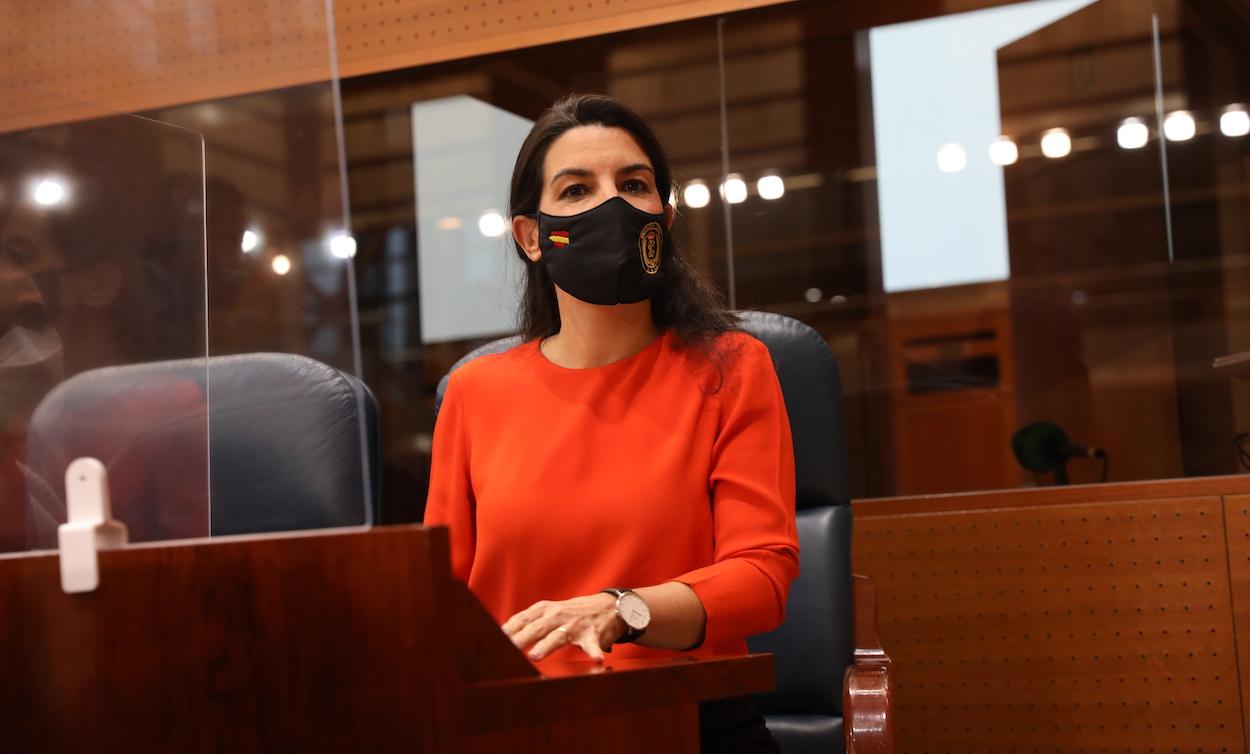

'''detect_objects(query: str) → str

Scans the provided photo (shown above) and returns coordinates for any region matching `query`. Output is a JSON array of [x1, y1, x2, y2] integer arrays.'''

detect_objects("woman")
[[425, 94, 798, 753]]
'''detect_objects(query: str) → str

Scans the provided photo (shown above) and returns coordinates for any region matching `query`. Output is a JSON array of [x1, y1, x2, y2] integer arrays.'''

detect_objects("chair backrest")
[[431, 313, 854, 718], [738, 312, 853, 720], [26, 353, 380, 540]]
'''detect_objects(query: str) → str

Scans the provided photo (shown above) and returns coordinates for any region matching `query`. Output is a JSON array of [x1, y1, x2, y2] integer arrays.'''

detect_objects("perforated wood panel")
[[0, 0, 793, 133], [0, 0, 336, 132], [855, 496, 1244, 753], [1221, 493, 1250, 752]]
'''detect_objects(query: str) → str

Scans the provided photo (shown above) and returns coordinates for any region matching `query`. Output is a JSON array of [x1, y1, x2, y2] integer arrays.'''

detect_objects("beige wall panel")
[[0, 0, 794, 133]]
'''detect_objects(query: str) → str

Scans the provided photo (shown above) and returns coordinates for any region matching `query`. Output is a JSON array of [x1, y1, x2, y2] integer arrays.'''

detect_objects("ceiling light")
[[988, 137, 1018, 166], [936, 143, 968, 173], [1040, 128, 1072, 159], [1163, 111, 1196, 142], [271, 254, 292, 276], [30, 177, 69, 207], [682, 182, 711, 209], [241, 229, 261, 253], [1116, 117, 1150, 149], [1220, 106, 1250, 138], [329, 232, 357, 259], [756, 175, 786, 200], [478, 211, 507, 238], [721, 176, 747, 204]]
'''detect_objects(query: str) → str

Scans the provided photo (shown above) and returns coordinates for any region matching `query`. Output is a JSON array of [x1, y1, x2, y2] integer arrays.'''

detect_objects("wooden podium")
[[0, 525, 773, 753]]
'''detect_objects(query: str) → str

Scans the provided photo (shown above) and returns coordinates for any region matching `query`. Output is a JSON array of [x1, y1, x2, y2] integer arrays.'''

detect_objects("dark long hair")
[[507, 94, 737, 350]]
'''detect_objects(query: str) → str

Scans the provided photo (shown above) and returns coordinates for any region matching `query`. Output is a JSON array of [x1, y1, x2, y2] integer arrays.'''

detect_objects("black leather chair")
[[26, 353, 380, 540], [433, 311, 893, 754], [740, 312, 854, 754]]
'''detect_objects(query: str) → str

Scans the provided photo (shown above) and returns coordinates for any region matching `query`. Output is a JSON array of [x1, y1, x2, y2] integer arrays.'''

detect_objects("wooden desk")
[[852, 476, 1250, 754], [0, 526, 772, 753]]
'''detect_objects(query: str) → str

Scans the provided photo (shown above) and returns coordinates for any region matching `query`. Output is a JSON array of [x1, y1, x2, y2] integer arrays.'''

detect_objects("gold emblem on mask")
[[638, 222, 663, 275]]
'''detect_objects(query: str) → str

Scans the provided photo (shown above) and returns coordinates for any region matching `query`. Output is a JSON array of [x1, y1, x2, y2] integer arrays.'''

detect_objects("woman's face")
[[539, 125, 664, 217], [513, 125, 670, 264]]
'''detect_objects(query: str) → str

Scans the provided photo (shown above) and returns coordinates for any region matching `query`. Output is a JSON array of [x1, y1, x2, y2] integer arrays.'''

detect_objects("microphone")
[[1011, 421, 1107, 485]]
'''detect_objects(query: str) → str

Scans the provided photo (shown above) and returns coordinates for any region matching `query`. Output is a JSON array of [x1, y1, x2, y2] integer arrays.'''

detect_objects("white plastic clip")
[[57, 458, 128, 594]]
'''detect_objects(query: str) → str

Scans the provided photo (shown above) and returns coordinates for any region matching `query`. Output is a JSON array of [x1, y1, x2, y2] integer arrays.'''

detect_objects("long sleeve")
[[424, 374, 477, 582], [674, 338, 800, 646]]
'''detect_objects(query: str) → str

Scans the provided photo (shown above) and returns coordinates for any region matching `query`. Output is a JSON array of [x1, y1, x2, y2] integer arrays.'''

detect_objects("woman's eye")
[[559, 184, 588, 200], [623, 179, 650, 194]]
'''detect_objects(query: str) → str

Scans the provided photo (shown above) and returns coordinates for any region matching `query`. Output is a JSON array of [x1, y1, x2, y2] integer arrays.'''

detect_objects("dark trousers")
[[698, 696, 780, 754]]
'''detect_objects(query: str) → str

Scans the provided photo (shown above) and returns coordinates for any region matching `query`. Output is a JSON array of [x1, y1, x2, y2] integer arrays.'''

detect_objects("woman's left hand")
[[502, 592, 623, 663]]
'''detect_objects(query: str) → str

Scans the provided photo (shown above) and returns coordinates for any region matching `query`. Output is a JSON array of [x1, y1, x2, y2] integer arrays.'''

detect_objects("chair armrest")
[[843, 574, 895, 754]]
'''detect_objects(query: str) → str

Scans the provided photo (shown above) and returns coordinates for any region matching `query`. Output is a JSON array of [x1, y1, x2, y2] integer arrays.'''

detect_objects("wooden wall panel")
[[855, 492, 1245, 754], [0, 0, 794, 134], [1223, 493, 1250, 753]]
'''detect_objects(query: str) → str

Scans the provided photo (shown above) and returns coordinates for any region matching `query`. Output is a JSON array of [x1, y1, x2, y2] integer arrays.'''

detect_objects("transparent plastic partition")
[[1, 0, 370, 547], [0, 80, 209, 553], [715, 0, 1178, 497]]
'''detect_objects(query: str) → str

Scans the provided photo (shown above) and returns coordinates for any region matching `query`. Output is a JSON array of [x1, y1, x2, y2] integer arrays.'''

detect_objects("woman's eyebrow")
[[549, 167, 592, 186], [617, 163, 654, 177]]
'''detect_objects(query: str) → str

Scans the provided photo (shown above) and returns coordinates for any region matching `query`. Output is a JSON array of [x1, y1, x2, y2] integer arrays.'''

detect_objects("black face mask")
[[537, 196, 668, 306]]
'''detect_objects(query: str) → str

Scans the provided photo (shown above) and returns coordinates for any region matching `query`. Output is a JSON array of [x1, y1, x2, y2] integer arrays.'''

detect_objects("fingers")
[[576, 633, 606, 664], [501, 595, 619, 663], [502, 601, 549, 638], [527, 625, 572, 662], [510, 616, 554, 652]]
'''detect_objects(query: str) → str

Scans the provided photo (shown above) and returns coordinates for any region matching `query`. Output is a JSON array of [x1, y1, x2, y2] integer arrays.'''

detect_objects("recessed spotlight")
[[30, 177, 69, 207], [936, 143, 967, 173], [1117, 117, 1150, 149], [1163, 111, 1196, 142], [1040, 128, 1072, 159], [478, 211, 507, 238], [271, 254, 292, 276], [988, 137, 1018, 166], [329, 232, 357, 259], [721, 175, 747, 204], [682, 182, 711, 209], [241, 229, 261, 253], [1220, 106, 1249, 138], [756, 175, 785, 200]]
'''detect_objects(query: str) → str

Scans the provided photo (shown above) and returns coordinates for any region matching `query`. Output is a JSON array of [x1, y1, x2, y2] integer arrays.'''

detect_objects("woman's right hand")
[[502, 592, 624, 662]]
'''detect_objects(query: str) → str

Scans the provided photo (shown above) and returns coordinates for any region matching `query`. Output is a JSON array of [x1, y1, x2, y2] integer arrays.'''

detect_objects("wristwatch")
[[601, 588, 651, 644]]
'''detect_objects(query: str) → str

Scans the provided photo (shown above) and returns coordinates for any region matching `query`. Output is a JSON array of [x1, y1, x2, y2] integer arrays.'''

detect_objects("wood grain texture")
[[0, 525, 776, 753], [845, 575, 896, 754], [853, 485, 1246, 754], [468, 704, 699, 754], [0, 525, 456, 753], [0, 0, 796, 133], [466, 655, 774, 733], [854, 473, 1250, 516], [1221, 493, 1250, 754]]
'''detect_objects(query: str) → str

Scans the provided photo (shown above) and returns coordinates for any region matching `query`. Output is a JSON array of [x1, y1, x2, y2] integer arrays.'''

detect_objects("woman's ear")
[[512, 215, 541, 263], [665, 203, 675, 230]]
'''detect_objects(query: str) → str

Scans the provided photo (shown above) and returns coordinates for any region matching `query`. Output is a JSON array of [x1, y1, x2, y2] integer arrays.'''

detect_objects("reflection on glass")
[[868, 0, 1096, 294], [1, 0, 371, 539], [412, 96, 532, 345], [0, 98, 210, 552]]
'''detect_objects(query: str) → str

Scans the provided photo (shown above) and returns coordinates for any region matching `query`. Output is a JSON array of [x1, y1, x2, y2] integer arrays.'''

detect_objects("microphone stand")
[[1052, 461, 1070, 486]]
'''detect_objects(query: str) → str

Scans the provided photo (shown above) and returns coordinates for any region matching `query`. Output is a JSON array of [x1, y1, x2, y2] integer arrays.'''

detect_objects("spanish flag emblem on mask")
[[549, 231, 570, 246]]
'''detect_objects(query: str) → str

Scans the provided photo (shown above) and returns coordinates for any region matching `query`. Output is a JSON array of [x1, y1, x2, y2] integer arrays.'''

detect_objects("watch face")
[[618, 592, 651, 631]]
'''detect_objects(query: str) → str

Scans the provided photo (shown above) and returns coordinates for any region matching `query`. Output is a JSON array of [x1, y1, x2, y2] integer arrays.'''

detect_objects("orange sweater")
[[424, 329, 799, 662]]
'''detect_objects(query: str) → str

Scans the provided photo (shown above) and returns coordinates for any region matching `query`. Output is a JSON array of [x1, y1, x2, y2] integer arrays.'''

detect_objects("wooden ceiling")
[[0, 0, 794, 133]]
